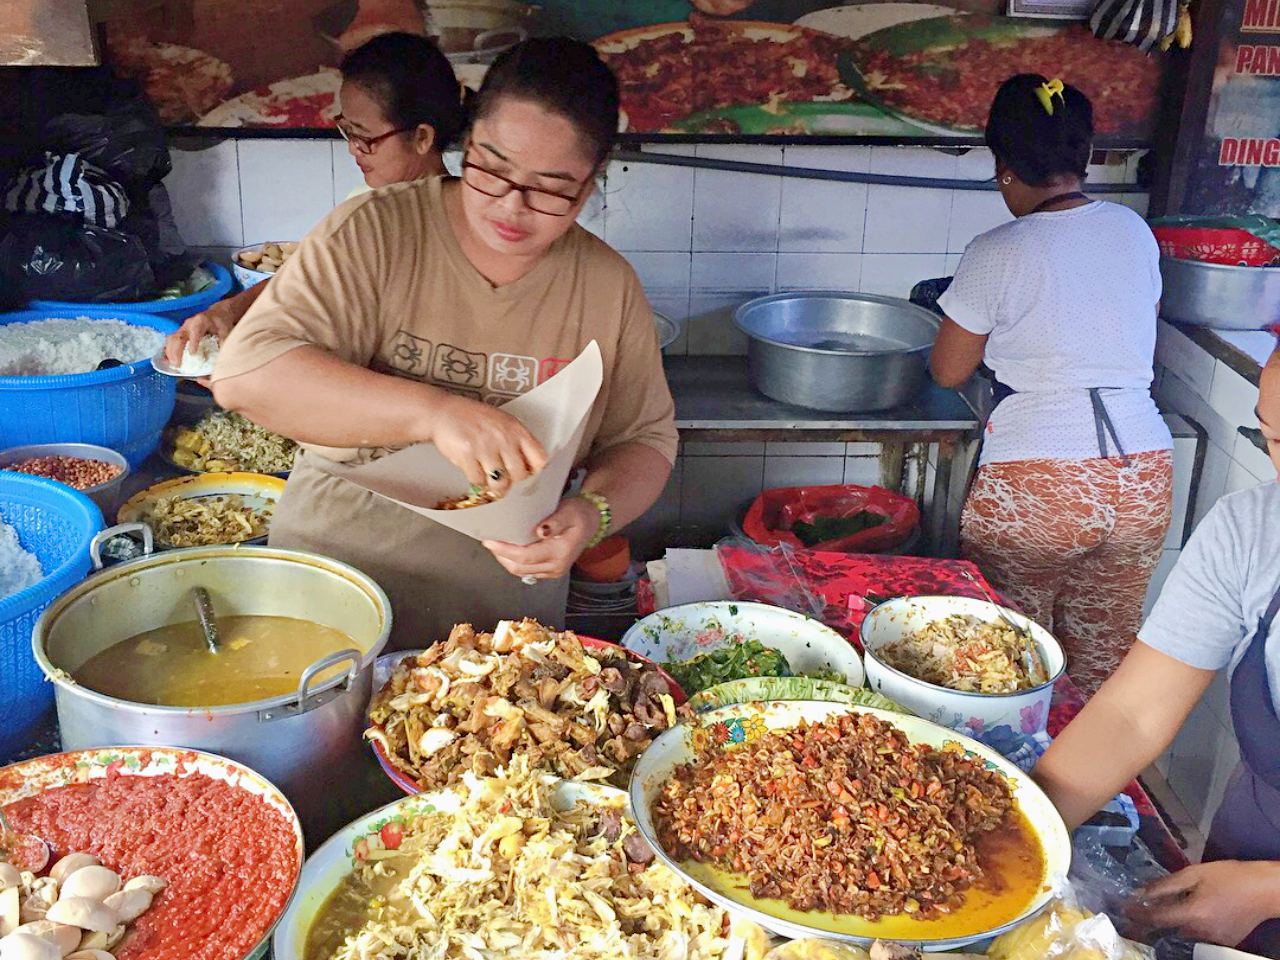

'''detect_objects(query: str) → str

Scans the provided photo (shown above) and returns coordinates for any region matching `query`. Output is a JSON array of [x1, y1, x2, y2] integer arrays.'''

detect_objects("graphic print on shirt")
[[488, 353, 538, 396], [388, 330, 433, 378], [432, 343, 486, 389], [539, 357, 573, 383]]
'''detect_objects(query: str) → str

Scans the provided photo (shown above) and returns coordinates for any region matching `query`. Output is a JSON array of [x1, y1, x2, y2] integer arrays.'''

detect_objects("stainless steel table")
[[665, 356, 981, 556]]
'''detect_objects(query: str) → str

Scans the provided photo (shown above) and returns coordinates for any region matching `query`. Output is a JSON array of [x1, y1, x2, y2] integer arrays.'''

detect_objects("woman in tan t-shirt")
[[210, 38, 678, 649], [165, 32, 464, 363]]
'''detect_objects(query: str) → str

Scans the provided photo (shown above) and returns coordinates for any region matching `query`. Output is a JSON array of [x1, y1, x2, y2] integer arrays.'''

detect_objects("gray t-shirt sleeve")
[[1138, 497, 1249, 671]]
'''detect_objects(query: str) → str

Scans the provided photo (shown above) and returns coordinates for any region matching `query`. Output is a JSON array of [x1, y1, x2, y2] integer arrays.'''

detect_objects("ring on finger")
[[488, 467, 505, 482], [520, 574, 538, 585]]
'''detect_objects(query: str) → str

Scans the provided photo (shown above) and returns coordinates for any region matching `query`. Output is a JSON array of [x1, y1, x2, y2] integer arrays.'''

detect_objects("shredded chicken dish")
[[304, 758, 731, 960], [367, 620, 690, 791], [434, 488, 502, 510], [878, 615, 1036, 694], [653, 712, 1015, 921], [141, 493, 271, 547]]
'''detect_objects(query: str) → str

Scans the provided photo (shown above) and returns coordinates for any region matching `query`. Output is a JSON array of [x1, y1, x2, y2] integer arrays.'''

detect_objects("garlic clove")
[[12, 922, 78, 958], [46, 858, 98, 888], [0, 932, 61, 960], [66, 952, 113, 960], [101, 890, 150, 924], [121, 876, 165, 896], [0, 867, 20, 893], [55, 869, 118, 903], [43, 901, 118, 935], [0, 888, 18, 938]]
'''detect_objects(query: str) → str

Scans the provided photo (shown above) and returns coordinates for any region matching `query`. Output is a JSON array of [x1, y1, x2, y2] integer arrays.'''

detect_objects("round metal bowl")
[[733, 292, 940, 412], [1159, 255, 1280, 330], [0, 442, 130, 517]]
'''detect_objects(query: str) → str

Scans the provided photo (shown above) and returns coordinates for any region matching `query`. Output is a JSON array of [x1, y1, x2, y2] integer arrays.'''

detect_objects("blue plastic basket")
[[28, 260, 234, 323], [0, 473, 103, 760], [0, 307, 179, 468]]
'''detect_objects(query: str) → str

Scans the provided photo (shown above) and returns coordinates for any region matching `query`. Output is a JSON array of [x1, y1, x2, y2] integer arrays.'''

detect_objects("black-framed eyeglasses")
[[461, 155, 588, 217], [335, 115, 411, 155]]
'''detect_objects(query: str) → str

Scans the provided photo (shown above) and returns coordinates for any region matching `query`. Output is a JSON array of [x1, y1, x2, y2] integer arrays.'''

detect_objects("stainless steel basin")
[[733, 292, 940, 412], [1160, 256, 1280, 330]]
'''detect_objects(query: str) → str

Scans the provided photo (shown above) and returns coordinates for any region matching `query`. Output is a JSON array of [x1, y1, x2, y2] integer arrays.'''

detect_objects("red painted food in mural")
[[852, 17, 1162, 136], [596, 18, 856, 132], [4, 771, 299, 960]]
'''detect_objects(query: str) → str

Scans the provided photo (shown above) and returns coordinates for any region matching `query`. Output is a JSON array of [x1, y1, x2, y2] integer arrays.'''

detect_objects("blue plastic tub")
[[0, 307, 179, 467], [28, 260, 233, 323], [0, 473, 103, 760]]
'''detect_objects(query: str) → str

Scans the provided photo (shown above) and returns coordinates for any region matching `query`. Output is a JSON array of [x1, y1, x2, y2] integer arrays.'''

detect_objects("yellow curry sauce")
[[682, 807, 1046, 942], [74, 616, 356, 706]]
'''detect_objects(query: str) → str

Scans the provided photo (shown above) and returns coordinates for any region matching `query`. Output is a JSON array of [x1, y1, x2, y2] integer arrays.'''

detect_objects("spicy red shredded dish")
[[5, 771, 298, 960]]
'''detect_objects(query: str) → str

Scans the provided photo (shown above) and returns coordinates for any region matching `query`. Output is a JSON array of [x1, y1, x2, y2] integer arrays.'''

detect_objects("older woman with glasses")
[[208, 38, 677, 649], [165, 32, 464, 364]]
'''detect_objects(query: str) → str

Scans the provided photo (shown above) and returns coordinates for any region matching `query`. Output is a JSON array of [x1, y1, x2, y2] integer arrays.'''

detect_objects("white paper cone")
[[325, 341, 603, 544]]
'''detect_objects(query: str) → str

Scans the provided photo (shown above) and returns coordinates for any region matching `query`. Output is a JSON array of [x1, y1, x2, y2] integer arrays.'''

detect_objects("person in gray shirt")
[[1034, 345, 1280, 955]]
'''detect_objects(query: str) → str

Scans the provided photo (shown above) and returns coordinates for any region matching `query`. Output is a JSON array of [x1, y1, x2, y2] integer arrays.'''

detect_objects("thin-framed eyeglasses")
[[335, 115, 411, 155], [461, 155, 590, 217]]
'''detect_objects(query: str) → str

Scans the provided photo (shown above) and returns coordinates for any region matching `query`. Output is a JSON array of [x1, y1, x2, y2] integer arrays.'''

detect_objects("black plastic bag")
[[42, 92, 171, 188], [0, 213, 156, 304]]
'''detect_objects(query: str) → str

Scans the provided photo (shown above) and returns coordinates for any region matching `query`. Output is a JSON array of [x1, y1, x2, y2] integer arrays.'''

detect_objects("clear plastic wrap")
[[713, 537, 829, 622], [989, 888, 1157, 960]]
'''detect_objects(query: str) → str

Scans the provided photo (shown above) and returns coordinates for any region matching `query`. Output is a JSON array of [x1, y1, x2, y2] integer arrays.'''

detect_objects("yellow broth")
[[680, 807, 1047, 941], [73, 615, 357, 706], [305, 857, 405, 960]]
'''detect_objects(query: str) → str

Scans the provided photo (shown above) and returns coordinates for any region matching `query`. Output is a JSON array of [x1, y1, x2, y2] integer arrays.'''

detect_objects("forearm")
[[211, 345, 444, 448], [1033, 693, 1164, 829], [225, 281, 267, 323], [581, 443, 672, 531], [1034, 644, 1213, 829]]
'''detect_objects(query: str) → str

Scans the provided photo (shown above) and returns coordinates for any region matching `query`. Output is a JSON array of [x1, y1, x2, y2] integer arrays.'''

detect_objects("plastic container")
[[0, 473, 103, 759], [232, 242, 294, 289], [27, 260, 233, 323], [0, 443, 130, 519], [0, 307, 179, 467]]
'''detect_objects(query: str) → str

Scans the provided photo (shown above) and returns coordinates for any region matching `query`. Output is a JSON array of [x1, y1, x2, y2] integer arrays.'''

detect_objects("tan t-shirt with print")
[[213, 175, 677, 648]]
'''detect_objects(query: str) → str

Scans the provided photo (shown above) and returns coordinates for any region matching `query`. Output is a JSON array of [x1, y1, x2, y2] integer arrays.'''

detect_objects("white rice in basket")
[[0, 519, 43, 600], [0, 317, 166, 376]]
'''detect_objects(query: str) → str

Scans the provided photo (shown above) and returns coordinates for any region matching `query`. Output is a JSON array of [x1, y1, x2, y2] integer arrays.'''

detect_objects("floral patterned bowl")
[[859, 596, 1066, 744], [628, 699, 1071, 951], [0, 746, 304, 960]]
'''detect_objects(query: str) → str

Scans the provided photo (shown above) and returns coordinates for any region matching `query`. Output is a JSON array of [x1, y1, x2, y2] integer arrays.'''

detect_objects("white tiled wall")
[[166, 138, 1147, 360], [1152, 320, 1277, 833]]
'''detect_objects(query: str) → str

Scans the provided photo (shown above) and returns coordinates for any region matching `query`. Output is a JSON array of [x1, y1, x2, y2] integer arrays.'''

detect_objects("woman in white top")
[[165, 32, 461, 363], [931, 74, 1173, 696]]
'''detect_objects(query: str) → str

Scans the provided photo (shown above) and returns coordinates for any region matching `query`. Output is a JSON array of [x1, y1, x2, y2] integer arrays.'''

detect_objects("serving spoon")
[[191, 587, 220, 655], [0, 808, 49, 872], [959, 570, 1048, 686]]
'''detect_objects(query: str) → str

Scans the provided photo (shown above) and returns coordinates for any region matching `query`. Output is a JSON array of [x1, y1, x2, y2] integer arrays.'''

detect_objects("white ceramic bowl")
[[272, 777, 751, 959], [232, 241, 294, 288], [859, 596, 1065, 740], [628, 699, 1071, 951], [620, 600, 864, 693]]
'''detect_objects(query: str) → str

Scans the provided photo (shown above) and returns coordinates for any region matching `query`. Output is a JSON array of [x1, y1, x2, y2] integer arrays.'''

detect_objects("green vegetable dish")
[[663, 638, 841, 695]]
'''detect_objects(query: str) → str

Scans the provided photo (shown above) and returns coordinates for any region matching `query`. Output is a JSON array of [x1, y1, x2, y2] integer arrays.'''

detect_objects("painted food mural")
[[96, 0, 1167, 140]]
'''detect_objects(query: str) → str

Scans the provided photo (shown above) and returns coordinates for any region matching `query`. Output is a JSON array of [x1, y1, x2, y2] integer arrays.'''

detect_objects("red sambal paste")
[[4, 771, 298, 960]]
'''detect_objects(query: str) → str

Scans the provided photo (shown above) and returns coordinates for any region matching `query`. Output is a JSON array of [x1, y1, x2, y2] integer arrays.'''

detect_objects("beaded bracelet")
[[578, 491, 612, 548]]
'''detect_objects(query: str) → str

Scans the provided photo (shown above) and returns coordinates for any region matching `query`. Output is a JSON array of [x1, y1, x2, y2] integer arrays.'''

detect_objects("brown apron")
[[268, 456, 568, 651]]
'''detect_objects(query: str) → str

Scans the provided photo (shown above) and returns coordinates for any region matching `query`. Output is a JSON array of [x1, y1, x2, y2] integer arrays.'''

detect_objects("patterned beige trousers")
[[961, 450, 1174, 697]]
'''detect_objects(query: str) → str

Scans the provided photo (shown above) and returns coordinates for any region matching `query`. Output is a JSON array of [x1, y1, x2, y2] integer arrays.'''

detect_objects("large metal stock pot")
[[33, 537, 391, 834]]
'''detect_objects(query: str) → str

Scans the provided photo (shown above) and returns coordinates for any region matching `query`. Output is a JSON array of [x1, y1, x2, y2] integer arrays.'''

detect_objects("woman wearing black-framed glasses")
[[209, 39, 678, 650], [166, 32, 464, 366]]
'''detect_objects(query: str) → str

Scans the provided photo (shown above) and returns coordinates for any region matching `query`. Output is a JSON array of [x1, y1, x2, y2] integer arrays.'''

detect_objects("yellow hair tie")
[[1035, 78, 1066, 115]]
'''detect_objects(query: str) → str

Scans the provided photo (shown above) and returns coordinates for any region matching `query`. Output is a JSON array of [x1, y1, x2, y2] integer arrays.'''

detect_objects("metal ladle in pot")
[[191, 587, 219, 654]]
